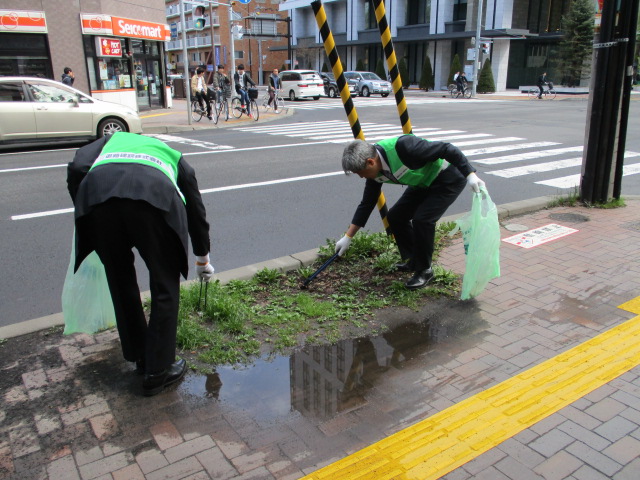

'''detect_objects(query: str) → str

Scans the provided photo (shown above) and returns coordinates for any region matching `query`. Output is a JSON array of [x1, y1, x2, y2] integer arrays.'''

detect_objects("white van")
[[279, 70, 324, 101]]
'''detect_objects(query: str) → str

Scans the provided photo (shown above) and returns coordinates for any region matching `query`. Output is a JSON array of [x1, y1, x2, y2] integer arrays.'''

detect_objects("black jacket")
[[233, 71, 256, 93], [67, 135, 210, 277], [350, 135, 476, 227]]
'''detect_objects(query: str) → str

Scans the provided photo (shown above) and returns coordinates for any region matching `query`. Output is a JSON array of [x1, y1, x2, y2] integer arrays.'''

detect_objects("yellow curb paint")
[[302, 296, 640, 480], [139, 112, 181, 119]]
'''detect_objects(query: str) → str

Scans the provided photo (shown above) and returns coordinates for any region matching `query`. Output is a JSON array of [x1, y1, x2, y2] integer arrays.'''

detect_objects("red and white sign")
[[502, 223, 579, 249], [96, 37, 122, 57], [0, 10, 47, 33], [81, 13, 170, 41]]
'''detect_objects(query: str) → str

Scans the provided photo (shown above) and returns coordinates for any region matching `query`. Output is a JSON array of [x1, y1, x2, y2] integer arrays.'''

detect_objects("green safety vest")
[[90, 132, 185, 204], [375, 137, 446, 188]]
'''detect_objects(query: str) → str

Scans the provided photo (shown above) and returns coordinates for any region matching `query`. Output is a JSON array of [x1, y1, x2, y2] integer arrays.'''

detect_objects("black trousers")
[[84, 199, 183, 374], [387, 165, 466, 272]]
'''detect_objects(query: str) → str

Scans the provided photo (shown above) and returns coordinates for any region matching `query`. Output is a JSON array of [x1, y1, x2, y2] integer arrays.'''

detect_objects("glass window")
[[26, 82, 80, 103], [453, 0, 467, 21], [364, 0, 377, 29], [0, 82, 26, 102], [83, 37, 132, 90], [406, 0, 430, 26]]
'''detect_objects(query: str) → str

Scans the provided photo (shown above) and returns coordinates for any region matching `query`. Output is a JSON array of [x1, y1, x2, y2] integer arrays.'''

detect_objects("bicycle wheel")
[[528, 88, 539, 99], [448, 84, 457, 98], [250, 100, 259, 121], [463, 87, 472, 99], [272, 95, 282, 114], [210, 101, 219, 125], [191, 100, 204, 122], [231, 97, 242, 118], [546, 89, 557, 100]]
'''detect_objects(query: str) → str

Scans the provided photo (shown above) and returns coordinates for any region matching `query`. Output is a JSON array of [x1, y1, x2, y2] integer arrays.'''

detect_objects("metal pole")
[[472, 0, 482, 97], [229, 5, 236, 78], [258, 39, 263, 85], [180, 0, 192, 125]]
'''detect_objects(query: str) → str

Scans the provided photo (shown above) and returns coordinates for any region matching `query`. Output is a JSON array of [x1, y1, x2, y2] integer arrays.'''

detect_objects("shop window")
[[83, 37, 133, 91]]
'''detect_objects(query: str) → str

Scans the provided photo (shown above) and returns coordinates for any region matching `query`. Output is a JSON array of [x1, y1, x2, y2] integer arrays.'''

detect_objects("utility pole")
[[179, 0, 192, 125], [472, 0, 483, 97]]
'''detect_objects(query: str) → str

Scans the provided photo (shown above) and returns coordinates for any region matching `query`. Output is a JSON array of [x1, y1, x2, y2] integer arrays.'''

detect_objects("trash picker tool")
[[300, 252, 340, 289]]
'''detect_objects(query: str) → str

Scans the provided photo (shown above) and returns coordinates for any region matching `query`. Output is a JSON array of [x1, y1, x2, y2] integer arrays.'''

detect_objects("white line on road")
[[0, 164, 66, 174], [475, 146, 584, 165], [463, 141, 560, 157], [535, 162, 640, 188]]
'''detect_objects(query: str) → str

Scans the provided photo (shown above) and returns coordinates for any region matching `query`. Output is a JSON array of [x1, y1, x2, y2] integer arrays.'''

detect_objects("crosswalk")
[[233, 120, 640, 190], [283, 96, 488, 110]]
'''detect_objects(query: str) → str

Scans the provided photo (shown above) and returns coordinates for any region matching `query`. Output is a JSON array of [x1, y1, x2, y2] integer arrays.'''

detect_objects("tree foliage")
[[356, 59, 366, 71], [448, 54, 462, 85], [419, 55, 434, 91], [398, 57, 409, 87], [557, 0, 595, 86], [477, 59, 496, 93]]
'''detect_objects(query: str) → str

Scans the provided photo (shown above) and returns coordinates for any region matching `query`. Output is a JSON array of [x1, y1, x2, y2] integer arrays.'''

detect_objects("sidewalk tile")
[[195, 447, 238, 479], [163, 435, 215, 464], [145, 456, 202, 480], [78, 451, 131, 480], [149, 420, 183, 451], [47, 454, 80, 480], [594, 416, 637, 442], [602, 436, 640, 465], [534, 451, 582, 479], [89, 413, 118, 441], [112, 463, 145, 480], [135, 448, 168, 474], [566, 441, 622, 477]]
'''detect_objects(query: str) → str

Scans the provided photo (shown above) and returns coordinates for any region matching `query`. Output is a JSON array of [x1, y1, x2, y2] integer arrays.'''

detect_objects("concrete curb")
[[4, 195, 638, 341]]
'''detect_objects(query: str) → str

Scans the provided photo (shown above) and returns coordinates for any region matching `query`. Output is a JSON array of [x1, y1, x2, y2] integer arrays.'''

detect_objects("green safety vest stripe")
[[376, 136, 446, 188]]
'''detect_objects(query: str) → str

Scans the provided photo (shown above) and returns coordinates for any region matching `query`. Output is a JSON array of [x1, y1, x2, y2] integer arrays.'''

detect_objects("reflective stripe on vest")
[[375, 136, 445, 188], [90, 132, 186, 204]]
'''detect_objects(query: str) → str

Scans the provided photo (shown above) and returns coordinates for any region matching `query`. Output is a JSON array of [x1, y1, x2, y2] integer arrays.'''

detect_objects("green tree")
[[477, 58, 496, 93], [375, 58, 386, 79], [321, 63, 329, 72], [448, 54, 462, 85], [419, 55, 434, 91], [398, 57, 409, 88], [356, 59, 366, 71], [557, 0, 595, 87]]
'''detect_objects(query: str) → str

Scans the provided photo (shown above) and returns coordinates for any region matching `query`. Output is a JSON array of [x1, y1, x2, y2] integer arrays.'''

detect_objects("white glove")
[[195, 254, 215, 282], [467, 172, 486, 193], [335, 235, 352, 256]]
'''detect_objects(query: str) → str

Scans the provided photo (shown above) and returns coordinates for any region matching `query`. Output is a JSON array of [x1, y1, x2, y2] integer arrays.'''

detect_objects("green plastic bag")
[[61, 231, 116, 334], [450, 187, 501, 300]]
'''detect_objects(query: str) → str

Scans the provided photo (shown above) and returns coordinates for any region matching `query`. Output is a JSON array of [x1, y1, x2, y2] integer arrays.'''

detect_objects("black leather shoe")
[[135, 359, 145, 375], [395, 262, 413, 272], [143, 359, 187, 397], [405, 268, 434, 290]]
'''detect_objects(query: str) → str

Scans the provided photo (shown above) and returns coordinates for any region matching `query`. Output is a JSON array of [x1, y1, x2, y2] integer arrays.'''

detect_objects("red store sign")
[[81, 13, 170, 41], [96, 37, 122, 57]]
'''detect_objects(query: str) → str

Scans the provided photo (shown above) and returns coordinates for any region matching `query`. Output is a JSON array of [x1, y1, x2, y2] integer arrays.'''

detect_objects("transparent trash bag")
[[61, 231, 116, 334], [450, 187, 501, 300]]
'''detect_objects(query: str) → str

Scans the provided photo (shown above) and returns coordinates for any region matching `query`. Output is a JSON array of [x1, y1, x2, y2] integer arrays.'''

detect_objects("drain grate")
[[548, 213, 590, 223]]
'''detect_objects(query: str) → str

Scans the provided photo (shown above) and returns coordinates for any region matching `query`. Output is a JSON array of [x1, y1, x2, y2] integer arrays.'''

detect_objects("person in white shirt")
[[190, 67, 212, 120]]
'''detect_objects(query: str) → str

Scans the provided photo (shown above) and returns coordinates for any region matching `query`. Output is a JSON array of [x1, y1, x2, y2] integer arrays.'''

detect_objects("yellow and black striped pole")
[[371, 0, 413, 135], [311, 0, 391, 235]]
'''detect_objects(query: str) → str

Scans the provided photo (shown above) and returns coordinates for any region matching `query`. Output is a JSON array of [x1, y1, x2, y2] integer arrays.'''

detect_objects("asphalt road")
[[1, 93, 639, 327]]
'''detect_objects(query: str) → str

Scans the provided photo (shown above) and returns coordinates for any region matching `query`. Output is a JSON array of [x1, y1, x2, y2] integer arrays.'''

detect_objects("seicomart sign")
[[80, 13, 170, 41]]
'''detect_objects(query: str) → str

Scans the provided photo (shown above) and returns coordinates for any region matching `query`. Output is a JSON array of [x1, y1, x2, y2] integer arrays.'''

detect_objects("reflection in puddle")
[[179, 303, 486, 422]]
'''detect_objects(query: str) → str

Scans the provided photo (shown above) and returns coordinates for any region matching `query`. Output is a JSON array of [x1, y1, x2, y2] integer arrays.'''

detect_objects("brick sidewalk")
[[1, 199, 639, 479]]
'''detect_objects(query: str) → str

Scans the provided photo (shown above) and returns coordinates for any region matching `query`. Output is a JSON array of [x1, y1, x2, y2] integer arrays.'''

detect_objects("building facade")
[[0, 0, 173, 111], [278, 0, 574, 91], [164, 0, 291, 86]]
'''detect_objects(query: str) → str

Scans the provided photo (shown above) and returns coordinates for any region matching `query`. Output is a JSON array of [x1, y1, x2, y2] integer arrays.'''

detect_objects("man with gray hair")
[[335, 135, 485, 289]]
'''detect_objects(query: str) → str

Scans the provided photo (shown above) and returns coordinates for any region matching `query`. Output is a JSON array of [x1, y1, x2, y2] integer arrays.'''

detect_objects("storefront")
[[80, 14, 171, 111], [0, 10, 52, 78]]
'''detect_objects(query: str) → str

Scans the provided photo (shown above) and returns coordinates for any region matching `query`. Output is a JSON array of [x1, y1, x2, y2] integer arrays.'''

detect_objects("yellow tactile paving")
[[302, 297, 640, 480]]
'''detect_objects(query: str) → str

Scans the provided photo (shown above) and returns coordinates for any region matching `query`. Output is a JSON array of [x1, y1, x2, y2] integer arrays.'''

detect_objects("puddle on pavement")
[[178, 299, 488, 421]]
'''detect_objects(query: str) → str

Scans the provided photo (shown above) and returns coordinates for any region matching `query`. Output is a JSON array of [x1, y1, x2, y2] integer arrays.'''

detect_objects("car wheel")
[[289, 90, 296, 101], [381, 93, 389, 97], [362, 86, 370, 97], [98, 118, 126, 138], [328, 87, 336, 98], [313, 96, 319, 100]]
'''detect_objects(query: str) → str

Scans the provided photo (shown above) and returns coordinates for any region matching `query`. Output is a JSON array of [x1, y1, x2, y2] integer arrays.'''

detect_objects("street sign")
[[237, 0, 251, 3], [170, 22, 177, 40]]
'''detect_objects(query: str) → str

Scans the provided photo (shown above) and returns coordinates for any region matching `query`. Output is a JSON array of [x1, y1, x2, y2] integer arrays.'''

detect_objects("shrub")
[[419, 55, 434, 91], [477, 58, 496, 93], [398, 57, 409, 88], [448, 54, 462, 85], [375, 58, 386, 79]]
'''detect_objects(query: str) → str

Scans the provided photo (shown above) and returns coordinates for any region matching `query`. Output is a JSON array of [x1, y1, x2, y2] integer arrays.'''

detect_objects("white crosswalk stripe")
[[231, 121, 640, 189], [286, 96, 491, 110]]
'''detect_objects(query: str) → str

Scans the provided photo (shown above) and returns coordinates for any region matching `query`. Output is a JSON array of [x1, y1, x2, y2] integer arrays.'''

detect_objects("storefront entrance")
[[132, 39, 163, 110]]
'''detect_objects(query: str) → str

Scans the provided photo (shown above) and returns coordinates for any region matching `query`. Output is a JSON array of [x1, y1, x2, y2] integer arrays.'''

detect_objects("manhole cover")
[[548, 213, 590, 223], [621, 221, 640, 232], [504, 223, 529, 232]]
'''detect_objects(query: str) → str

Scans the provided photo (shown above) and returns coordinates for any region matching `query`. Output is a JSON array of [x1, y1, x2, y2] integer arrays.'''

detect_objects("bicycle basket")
[[248, 88, 258, 100], [548, 81, 554, 89]]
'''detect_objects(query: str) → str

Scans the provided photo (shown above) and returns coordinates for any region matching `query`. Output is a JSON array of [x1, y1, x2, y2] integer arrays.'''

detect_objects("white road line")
[[12, 207, 74, 221], [475, 146, 584, 165], [488, 157, 583, 178], [314, 128, 458, 142], [449, 137, 523, 147], [147, 134, 233, 150], [236, 120, 347, 132], [535, 162, 640, 188], [0, 164, 66, 174], [463, 141, 560, 156]]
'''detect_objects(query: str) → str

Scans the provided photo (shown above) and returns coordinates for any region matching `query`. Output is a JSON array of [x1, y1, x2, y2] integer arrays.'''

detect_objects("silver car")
[[0, 77, 142, 147], [344, 71, 392, 97]]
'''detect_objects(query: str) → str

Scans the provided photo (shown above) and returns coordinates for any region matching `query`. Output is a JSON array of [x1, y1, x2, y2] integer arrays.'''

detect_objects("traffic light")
[[481, 42, 490, 54], [192, 4, 206, 31]]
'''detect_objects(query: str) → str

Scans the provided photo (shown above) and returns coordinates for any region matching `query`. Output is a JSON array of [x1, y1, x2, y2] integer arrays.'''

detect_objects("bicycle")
[[212, 90, 230, 122], [190, 94, 218, 124], [262, 88, 285, 114], [528, 82, 556, 100], [448, 82, 472, 99], [231, 90, 259, 121]]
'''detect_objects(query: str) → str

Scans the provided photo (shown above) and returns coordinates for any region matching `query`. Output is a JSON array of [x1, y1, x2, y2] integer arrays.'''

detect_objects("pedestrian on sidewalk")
[[67, 132, 214, 396], [335, 135, 485, 290], [61, 67, 74, 86], [267, 68, 281, 112]]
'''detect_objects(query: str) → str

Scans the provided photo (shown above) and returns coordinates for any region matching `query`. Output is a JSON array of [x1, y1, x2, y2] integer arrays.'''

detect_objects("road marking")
[[10, 169, 345, 220], [462, 141, 560, 156], [0, 164, 66, 174], [147, 134, 233, 150], [536, 162, 640, 188], [139, 111, 181, 118], [302, 297, 640, 480], [475, 146, 584, 165]]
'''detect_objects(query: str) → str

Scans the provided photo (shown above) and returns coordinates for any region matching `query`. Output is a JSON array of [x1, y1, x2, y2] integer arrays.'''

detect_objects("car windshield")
[[300, 73, 319, 81], [361, 72, 382, 81]]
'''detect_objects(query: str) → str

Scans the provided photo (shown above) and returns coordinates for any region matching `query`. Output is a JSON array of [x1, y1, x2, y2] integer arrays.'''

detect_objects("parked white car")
[[279, 70, 324, 101], [0, 77, 142, 147]]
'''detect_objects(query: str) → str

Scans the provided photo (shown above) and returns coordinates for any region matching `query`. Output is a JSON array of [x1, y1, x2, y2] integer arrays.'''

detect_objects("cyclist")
[[191, 67, 212, 120], [212, 64, 231, 105], [456, 71, 468, 96], [537, 72, 548, 99], [267, 68, 281, 112], [233, 64, 257, 117]]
